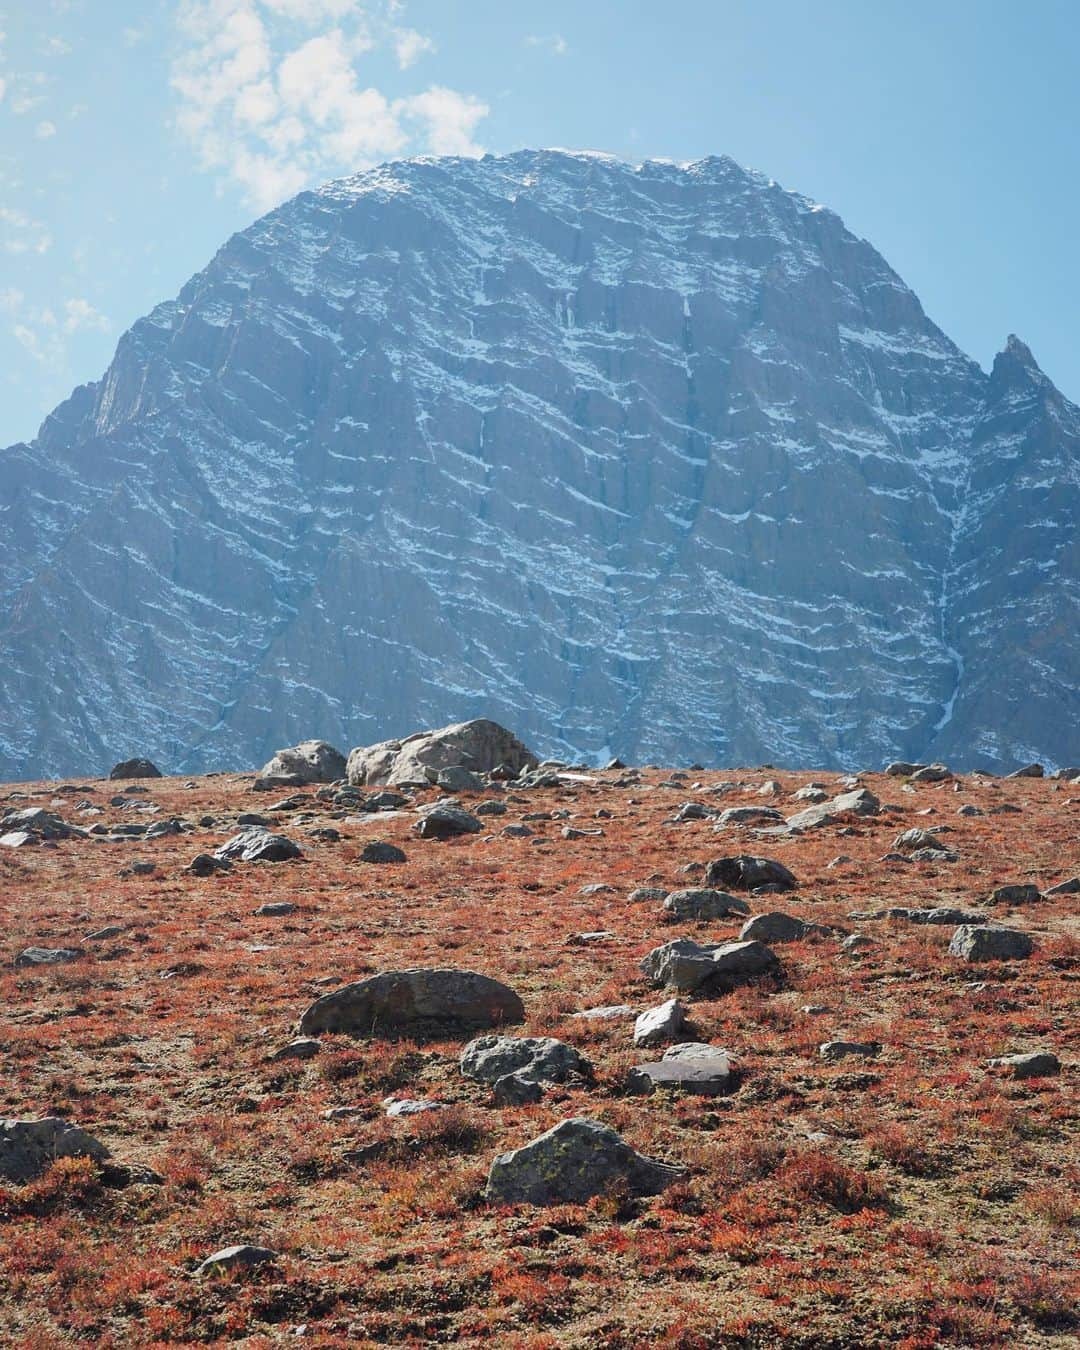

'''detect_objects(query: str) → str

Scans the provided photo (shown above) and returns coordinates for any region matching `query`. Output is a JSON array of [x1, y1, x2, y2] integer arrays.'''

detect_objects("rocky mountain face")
[[1, 150, 1076, 779]]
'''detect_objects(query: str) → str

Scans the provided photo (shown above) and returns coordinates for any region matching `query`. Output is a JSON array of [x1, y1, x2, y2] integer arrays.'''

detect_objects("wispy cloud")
[[171, 1, 488, 212], [526, 33, 568, 56], [0, 206, 53, 255], [35, 119, 57, 139], [3, 291, 108, 367]]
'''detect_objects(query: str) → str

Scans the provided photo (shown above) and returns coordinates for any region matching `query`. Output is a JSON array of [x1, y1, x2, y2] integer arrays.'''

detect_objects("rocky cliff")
[[1, 150, 1076, 777]]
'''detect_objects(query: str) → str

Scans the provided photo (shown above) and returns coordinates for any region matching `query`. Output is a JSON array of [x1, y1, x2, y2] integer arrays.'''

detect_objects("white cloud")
[[171, 1, 488, 211], [63, 298, 110, 333], [0, 206, 53, 255], [0, 77, 6, 104], [398, 86, 488, 158], [393, 26, 433, 69], [35, 119, 57, 139], [526, 33, 568, 56]]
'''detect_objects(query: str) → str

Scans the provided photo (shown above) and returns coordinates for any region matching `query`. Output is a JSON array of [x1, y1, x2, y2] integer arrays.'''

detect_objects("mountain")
[[1, 149, 1077, 779]]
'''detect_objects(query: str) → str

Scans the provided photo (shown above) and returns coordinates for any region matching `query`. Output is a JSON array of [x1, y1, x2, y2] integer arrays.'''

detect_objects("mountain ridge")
[[1, 149, 1077, 778]]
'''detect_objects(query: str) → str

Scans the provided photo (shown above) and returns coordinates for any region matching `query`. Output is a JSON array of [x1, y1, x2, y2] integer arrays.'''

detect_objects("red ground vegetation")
[[0, 764, 1076, 1346]]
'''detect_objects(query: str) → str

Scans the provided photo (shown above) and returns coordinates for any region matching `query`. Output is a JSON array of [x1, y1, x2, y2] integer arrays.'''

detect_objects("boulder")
[[885, 761, 925, 777], [641, 937, 779, 993], [299, 968, 524, 1037], [460, 1035, 592, 1084], [15, 946, 83, 967], [704, 855, 797, 893], [987, 884, 1042, 906], [831, 787, 880, 816], [359, 841, 406, 864], [493, 1073, 543, 1105], [948, 926, 1033, 962], [347, 720, 537, 787], [987, 1051, 1060, 1078], [1006, 763, 1044, 779], [186, 853, 232, 876], [214, 828, 301, 863], [633, 998, 687, 1047], [259, 740, 346, 785], [484, 1118, 685, 1206], [435, 766, 486, 792], [194, 1245, 278, 1277], [109, 758, 162, 780], [739, 912, 810, 943], [626, 1054, 733, 1097], [717, 806, 784, 826], [893, 827, 942, 851], [1, 808, 83, 841], [662, 888, 749, 922], [820, 1040, 880, 1061], [909, 763, 952, 783], [0, 1117, 110, 1182], [628, 886, 669, 903], [413, 803, 483, 839], [1046, 878, 1080, 897]]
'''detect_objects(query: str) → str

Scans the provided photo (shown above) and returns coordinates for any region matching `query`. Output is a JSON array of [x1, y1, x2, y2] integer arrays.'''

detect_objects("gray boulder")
[[820, 1040, 880, 1061], [214, 828, 301, 863], [359, 840, 406, 864], [413, 803, 483, 839], [885, 761, 925, 777], [109, 758, 162, 780], [259, 739, 346, 784], [1046, 877, 1080, 896], [0, 1117, 110, 1182], [194, 1245, 278, 1277], [641, 937, 779, 993], [484, 1118, 685, 1206], [716, 806, 784, 826], [299, 968, 524, 1036], [628, 886, 670, 903], [435, 766, 486, 792], [704, 855, 797, 893], [492, 1072, 543, 1105], [15, 946, 83, 967], [988, 884, 1042, 905], [633, 998, 687, 1047], [987, 1051, 1060, 1078], [460, 1035, 592, 1084], [948, 925, 1034, 962], [1006, 763, 1044, 778], [347, 720, 537, 788], [626, 1053, 733, 1097], [910, 763, 953, 783], [662, 888, 749, 922], [893, 827, 942, 851], [1, 808, 83, 841], [739, 911, 811, 943]]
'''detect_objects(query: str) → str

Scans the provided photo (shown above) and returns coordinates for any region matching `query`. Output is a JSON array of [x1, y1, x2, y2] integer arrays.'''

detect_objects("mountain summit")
[[1, 150, 1076, 778]]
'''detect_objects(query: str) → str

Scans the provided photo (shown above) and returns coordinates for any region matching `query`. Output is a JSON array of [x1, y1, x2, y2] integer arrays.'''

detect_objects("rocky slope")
[[1, 150, 1076, 778]]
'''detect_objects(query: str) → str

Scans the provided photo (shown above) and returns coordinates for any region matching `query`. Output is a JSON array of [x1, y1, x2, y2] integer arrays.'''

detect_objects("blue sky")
[[2, 0, 1078, 445]]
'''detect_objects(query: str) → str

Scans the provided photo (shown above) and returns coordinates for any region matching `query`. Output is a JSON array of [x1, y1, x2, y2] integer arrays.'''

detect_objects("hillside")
[[1, 757, 1076, 1345]]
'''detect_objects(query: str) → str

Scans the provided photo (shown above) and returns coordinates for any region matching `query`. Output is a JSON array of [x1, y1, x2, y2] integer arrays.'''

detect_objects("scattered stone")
[[988, 884, 1042, 906], [986, 1051, 1060, 1078], [792, 785, 829, 802], [566, 931, 616, 945], [347, 719, 537, 787], [501, 824, 534, 838], [910, 846, 958, 863], [820, 1040, 880, 1061], [909, 764, 953, 783], [957, 803, 983, 816], [801, 1005, 829, 1016], [435, 765, 486, 792], [627, 1053, 733, 1096], [571, 1005, 637, 1022], [86, 925, 124, 941], [15, 946, 83, 967], [1006, 763, 1044, 779], [271, 1038, 321, 1061], [255, 901, 298, 917], [194, 1245, 279, 1277], [323, 1106, 364, 1120], [186, 853, 232, 876], [1, 808, 84, 841], [484, 1118, 686, 1206], [413, 803, 482, 839], [633, 998, 687, 1047], [384, 1098, 444, 1117], [841, 934, 874, 953], [299, 968, 524, 1037], [826, 855, 853, 868], [1046, 877, 1080, 896], [460, 1035, 592, 1084], [358, 841, 406, 864], [628, 886, 669, 903], [717, 806, 784, 826], [0, 1117, 110, 1182], [989, 803, 1022, 815], [0, 831, 36, 848], [475, 800, 508, 817], [641, 937, 779, 993], [949, 926, 1033, 962], [885, 761, 925, 777], [673, 801, 716, 822], [758, 780, 782, 795], [704, 855, 797, 893], [109, 759, 162, 780], [663, 888, 750, 922], [579, 883, 615, 895], [894, 827, 943, 851], [562, 826, 604, 839], [739, 911, 811, 943], [492, 1073, 543, 1106], [215, 829, 302, 863]]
